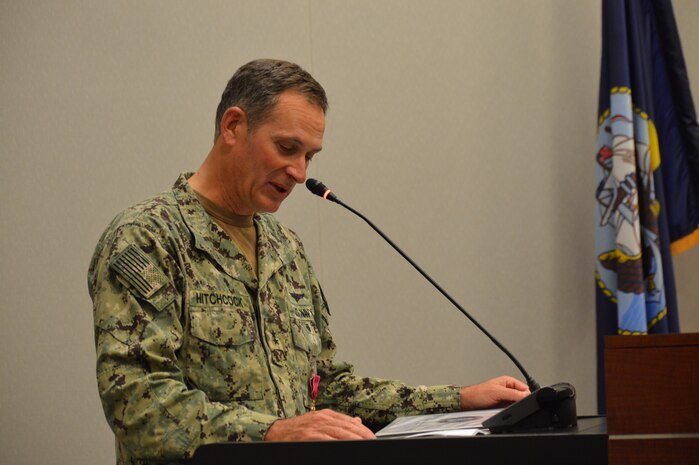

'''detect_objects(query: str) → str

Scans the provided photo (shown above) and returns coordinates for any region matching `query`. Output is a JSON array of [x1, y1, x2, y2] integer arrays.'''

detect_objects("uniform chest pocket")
[[186, 306, 263, 402], [190, 306, 255, 346], [289, 305, 321, 356]]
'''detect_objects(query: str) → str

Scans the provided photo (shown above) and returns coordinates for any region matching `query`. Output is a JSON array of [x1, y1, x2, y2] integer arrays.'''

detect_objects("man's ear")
[[219, 106, 247, 145]]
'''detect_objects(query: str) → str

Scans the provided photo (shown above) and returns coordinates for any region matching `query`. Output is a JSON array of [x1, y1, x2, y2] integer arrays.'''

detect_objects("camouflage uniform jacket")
[[88, 173, 460, 464]]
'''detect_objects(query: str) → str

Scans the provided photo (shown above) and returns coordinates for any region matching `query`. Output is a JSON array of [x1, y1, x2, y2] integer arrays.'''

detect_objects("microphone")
[[305, 178, 577, 433], [305, 178, 338, 203], [306, 179, 539, 389]]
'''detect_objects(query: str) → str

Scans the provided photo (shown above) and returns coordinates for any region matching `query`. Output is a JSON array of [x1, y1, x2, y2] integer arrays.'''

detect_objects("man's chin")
[[256, 200, 283, 214]]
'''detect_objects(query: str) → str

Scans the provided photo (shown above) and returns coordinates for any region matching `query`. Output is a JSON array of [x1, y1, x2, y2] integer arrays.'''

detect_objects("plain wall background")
[[1, 1, 698, 463]]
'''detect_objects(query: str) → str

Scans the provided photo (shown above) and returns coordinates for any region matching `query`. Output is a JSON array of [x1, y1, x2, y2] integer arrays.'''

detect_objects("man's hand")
[[264, 409, 377, 441], [459, 376, 530, 410]]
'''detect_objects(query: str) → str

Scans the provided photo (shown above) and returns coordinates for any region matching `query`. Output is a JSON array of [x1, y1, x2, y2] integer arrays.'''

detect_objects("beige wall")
[[1, 1, 697, 463]]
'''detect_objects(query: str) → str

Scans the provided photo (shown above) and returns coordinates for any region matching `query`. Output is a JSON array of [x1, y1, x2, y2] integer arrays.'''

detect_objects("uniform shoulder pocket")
[[109, 244, 175, 312]]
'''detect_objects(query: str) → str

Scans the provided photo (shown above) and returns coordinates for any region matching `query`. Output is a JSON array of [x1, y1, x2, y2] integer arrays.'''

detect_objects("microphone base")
[[482, 382, 577, 433]]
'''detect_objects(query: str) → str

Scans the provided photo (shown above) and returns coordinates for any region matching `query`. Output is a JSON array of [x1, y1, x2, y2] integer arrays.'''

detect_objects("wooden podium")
[[604, 332, 699, 465]]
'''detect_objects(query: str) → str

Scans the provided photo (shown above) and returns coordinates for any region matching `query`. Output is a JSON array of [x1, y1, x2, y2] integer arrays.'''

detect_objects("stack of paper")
[[375, 409, 503, 439]]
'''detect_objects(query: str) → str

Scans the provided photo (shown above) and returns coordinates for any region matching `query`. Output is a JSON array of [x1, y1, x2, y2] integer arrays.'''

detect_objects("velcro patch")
[[109, 244, 168, 299]]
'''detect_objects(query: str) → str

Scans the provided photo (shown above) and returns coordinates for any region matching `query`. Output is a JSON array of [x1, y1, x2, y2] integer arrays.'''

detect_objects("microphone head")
[[306, 178, 338, 202], [305, 178, 325, 196]]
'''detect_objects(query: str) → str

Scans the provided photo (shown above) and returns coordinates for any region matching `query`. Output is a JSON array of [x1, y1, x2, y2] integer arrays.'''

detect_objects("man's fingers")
[[506, 378, 530, 391], [313, 410, 375, 439], [500, 385, 530, 402], [323, 424, 376, 440], [265, 409, 376, 441]]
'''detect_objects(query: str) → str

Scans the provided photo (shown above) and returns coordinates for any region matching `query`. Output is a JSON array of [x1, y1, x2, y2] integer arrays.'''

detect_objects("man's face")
[[222, 90, 325, 215]]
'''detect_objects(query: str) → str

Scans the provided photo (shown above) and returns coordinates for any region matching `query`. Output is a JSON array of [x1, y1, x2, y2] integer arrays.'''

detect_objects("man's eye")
[[278, 144, 295, 154]]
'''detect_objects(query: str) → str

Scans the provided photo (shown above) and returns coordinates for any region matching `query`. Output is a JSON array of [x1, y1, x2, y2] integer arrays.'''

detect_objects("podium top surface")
[[193, 416, 607, 465]]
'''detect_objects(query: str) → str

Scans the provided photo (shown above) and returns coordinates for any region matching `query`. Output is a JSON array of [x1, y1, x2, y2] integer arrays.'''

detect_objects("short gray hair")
[[214, 59, 328, 141]]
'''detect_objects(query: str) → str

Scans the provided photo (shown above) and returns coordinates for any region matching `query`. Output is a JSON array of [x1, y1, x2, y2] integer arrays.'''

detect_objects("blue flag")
[[595, 0, 699, 413]]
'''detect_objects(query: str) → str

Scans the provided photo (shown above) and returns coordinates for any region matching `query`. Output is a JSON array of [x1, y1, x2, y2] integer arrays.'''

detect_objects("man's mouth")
[[271, 182, 291, 194]]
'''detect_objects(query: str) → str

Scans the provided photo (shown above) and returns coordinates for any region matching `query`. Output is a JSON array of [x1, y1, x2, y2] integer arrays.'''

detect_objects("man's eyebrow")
[[275, 135, 322, 153]]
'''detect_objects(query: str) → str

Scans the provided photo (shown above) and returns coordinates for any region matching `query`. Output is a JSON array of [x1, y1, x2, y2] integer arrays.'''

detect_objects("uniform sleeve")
[[88, 222, 278, 462], [306, 264, 461, 425]]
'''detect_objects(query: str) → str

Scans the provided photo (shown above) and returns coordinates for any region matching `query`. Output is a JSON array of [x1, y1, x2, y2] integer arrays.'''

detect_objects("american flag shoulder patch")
[[109, 244, 168, 299]]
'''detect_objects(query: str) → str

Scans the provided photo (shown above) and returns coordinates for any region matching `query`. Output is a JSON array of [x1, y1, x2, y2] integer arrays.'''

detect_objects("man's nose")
[[287, 157, 307, 184]]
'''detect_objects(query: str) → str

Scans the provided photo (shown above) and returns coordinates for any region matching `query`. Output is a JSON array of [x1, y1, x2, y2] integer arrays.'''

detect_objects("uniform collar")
[[173, 173, 296, 290]]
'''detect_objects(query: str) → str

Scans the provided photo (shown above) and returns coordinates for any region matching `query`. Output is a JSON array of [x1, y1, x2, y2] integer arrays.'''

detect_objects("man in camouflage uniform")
[[88, 59, 529, 464]]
